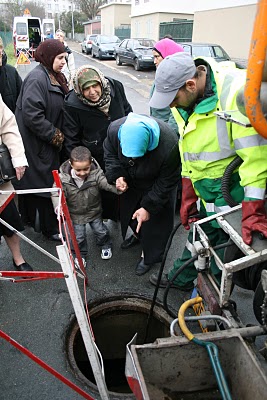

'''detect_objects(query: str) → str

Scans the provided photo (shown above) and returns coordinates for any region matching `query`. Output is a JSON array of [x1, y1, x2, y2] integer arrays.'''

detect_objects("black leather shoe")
[[135, 258, 152, 276], [45, 233, 62, 242], [121, 235, 139, 250], [13, 260, 33, 272], [149, 273, 194, 291]]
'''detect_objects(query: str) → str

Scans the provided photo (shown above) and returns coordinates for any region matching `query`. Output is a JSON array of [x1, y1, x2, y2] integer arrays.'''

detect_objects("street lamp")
[[71, 1, 74, 40]]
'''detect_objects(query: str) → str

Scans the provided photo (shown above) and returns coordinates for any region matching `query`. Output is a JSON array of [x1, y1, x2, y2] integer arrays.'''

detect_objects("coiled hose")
[[221, 156, 243, 207]]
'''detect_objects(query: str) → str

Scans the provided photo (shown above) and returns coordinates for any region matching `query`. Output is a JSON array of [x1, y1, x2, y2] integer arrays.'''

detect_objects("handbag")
[[0, 143, 16, 185]]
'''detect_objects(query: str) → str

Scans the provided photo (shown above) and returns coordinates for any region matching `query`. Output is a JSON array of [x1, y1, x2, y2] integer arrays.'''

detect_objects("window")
[[192, 46, 211, 57], [120, 40, 127, 49], [16, 23, 27, 35], [48, 4, 51, 10]]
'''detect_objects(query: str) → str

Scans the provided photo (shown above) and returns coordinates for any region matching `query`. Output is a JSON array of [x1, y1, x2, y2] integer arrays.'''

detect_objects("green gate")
[[159, 20, 193, 42], [115, 25, 131, 41], [0, 32, 13, 46]]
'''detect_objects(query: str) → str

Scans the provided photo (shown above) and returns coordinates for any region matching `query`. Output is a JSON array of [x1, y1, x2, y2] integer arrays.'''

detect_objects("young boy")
[[52, 146, 121, 265]]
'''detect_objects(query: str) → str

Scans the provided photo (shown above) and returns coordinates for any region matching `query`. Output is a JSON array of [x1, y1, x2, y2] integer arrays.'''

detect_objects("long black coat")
[[14, 65, 65, 195], [104, 117, 180, 264], [63, 77, 132, 170]]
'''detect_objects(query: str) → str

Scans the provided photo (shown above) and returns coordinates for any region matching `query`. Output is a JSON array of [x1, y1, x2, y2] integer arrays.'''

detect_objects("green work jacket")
[[172, 57, 267, 220]]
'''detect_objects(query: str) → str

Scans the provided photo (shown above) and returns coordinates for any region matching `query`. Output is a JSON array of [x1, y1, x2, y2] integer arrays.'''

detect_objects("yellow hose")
[[178, 296, 203, 340]]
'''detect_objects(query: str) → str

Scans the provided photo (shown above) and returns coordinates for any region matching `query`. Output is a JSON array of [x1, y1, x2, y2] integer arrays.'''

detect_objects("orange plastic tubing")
[[244, 0, 267, 138]]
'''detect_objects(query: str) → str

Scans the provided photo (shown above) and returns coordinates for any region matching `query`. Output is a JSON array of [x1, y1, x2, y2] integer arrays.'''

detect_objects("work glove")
[[242, 200, 267, 245], [180, 177, 199, 230]]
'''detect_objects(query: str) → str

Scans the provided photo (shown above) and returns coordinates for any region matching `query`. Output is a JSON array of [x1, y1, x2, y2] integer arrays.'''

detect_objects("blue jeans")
[[72, 218, 111, 257]]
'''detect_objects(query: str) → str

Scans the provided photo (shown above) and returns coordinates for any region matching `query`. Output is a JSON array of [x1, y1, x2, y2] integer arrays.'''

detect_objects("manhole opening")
[[66, 296, 172, 398]]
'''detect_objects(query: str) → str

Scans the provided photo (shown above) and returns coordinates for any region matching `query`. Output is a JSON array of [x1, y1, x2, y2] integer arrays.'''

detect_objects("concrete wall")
[[193, 4, 257, 59], [101, 4, 131, 36], [84, 21, 101, 36], [131, 12, 193, 41]]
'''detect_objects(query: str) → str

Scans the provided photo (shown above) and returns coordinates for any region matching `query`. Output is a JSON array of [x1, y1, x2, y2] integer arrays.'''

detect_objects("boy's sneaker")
[[101, 248, 112, 260], [74, 257, 87, 269]]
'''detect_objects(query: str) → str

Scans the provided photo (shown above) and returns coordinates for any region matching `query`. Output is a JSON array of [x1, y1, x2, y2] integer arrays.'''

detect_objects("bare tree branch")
[[74, 0, 105, 20]]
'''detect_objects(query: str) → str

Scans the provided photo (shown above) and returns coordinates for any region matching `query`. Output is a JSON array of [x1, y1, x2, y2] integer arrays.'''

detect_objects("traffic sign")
[[17, 51, 31, 65]]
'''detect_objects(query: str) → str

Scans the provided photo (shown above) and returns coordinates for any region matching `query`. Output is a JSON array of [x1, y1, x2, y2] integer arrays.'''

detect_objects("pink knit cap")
[[153, 38, 184, 59]]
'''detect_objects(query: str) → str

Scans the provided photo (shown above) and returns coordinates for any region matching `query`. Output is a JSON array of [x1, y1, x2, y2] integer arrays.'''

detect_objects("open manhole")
[[66, 294, 173, 399]]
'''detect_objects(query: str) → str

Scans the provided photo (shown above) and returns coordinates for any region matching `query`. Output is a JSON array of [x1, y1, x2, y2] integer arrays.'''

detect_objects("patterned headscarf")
[[35, 39, 69, 94], [73, 65, 111, 114]]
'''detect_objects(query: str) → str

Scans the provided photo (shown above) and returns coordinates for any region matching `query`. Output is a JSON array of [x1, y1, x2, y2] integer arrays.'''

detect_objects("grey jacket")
[[52, 158, 119, 224]]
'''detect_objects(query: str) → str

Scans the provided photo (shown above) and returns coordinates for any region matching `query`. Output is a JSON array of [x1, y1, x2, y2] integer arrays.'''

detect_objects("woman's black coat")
[[103, 116, 180, 264], [14, 64, 65, 194], [63, 77, 132, 170]]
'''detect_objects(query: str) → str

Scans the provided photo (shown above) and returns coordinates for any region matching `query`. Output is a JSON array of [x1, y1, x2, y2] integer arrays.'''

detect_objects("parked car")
[[91, 35, 121, 60], [81, 34, 98, 55], [179, 42, 232, 63], [114, 38, 156, 71]]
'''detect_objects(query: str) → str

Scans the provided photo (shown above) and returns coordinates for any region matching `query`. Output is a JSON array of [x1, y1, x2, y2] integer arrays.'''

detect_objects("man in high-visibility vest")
[[149, 52, 267, 291]]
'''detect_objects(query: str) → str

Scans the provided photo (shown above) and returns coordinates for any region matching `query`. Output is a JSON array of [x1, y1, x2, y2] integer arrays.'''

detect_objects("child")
[[52, 146, 121, 265]]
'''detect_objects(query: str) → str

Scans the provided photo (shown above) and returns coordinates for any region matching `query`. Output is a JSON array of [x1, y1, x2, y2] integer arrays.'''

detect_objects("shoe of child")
[[74, 257, 87, 269], [101, 248, 112, 260]]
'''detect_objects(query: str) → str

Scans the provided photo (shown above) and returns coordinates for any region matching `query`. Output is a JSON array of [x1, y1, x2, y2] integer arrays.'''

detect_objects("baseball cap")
[[149, 52, 196, 109]]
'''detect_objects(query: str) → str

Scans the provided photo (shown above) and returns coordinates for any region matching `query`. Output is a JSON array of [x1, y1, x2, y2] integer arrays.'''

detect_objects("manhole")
[[66, 294, 173, 399]]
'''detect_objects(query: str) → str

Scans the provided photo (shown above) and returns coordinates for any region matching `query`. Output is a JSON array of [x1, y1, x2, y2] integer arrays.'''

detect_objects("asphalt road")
[[1, 43, 266, 400]]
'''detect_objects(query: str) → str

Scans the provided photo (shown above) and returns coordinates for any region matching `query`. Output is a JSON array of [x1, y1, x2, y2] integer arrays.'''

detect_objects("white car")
[[81, 34, 97, 55]]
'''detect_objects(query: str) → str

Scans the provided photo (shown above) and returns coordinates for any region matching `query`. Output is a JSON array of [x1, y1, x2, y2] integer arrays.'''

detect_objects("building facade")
[[99, 1, 131, 36]]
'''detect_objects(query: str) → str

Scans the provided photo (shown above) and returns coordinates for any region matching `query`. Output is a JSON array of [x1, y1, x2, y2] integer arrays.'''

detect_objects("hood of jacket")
[[59, 158, 100, 189]]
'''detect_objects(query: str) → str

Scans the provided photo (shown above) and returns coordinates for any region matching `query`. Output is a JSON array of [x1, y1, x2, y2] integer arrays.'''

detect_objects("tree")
[[4, 1, 46, 28], [23, 1, 46, 20], [74, 0, 105, 20], [60, 11, 87, 35]]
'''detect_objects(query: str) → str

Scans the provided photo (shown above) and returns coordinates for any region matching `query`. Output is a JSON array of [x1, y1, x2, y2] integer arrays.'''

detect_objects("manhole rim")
[[65, 293, 173, 399]]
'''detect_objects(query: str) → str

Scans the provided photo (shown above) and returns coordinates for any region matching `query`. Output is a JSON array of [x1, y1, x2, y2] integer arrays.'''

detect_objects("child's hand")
[[116, 177, 128, 192]]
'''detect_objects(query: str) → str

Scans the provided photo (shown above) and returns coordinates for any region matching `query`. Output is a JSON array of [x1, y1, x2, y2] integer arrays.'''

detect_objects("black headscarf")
[[35, 39, 69, 94]]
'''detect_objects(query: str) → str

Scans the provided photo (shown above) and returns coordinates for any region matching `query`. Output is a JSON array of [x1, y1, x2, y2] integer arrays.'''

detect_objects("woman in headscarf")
[[150, 38, 184, 210], [14, 39, 68, 241], [63, 65, 132, 221], [150, 38, 184, 132], [103, 112, 180, 276], [55, 29, 75, 89]]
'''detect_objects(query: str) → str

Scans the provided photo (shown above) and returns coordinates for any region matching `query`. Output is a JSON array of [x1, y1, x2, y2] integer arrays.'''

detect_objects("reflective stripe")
[[234, 134, 267, 150], [244, 186, 266, 199], [184, 147, 235, 162], [220, 74, 235, 109], [183, 75, 237, 162], [205, 203, 232, 213], [220, 70, 242, 109]]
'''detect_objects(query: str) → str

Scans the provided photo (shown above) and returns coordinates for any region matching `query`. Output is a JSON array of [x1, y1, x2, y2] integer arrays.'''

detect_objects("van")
[[13, 16, 43, 57], [42, 19, 55, 40]]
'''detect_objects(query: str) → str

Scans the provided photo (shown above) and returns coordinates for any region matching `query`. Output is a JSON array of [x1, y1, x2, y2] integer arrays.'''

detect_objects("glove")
[[242, 200, 267, 245], [50, 129, 64, 149], [180, 177, 199, 230]]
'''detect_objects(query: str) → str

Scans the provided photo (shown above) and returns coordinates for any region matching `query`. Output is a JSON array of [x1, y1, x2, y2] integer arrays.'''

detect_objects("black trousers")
[[18, 194, 58, 237]]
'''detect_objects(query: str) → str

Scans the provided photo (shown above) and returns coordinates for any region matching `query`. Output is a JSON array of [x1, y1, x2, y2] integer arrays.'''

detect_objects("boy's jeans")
[[72, 218, 111, 257]]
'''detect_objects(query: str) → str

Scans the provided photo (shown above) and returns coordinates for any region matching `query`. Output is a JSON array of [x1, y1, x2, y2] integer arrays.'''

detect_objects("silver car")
[[81, 34, 98, 55], [91, 35, 121, 60]]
